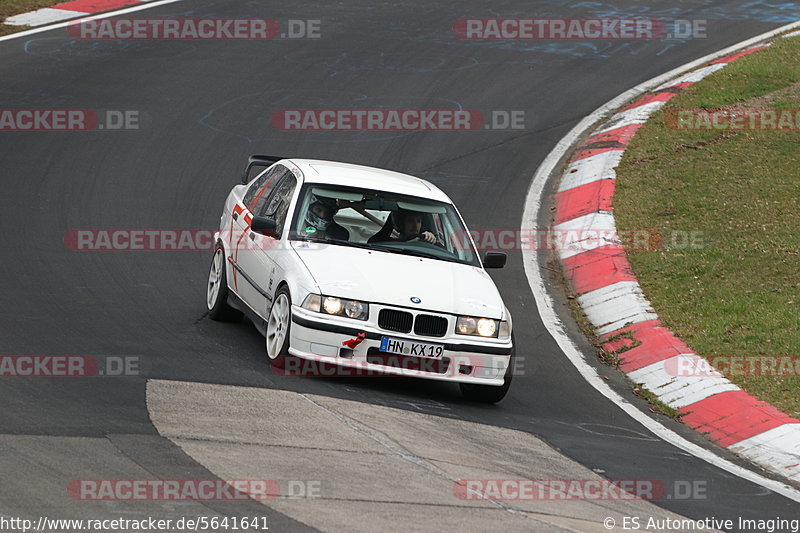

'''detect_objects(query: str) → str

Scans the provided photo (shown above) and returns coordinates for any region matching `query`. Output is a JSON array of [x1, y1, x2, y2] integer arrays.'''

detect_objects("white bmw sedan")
[[206, 157, 514, 402]]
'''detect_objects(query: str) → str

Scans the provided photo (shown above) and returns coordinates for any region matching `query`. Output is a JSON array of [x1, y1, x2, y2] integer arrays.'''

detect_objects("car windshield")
[[289, 184, 480, 266]]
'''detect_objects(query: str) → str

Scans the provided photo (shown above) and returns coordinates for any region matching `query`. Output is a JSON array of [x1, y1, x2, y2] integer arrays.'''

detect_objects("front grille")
[[378, 309, 413, 333], [367, 348, 450, 374], [414, 314, 448, 337]]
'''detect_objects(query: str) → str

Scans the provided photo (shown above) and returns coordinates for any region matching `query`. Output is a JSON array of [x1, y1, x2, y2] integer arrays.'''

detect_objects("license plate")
[[380, 336, 444, 359]]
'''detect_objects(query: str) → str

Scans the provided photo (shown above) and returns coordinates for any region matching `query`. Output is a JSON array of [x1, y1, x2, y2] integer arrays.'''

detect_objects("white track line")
[[521, 21, 800, 502], [0, 0, 186, 43]]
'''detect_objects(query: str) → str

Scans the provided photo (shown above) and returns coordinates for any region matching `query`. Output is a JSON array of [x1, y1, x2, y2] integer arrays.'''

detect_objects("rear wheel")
[[459, 344, 515, 403], [266, 286, 292, 369], [207, 247, 242, 322]]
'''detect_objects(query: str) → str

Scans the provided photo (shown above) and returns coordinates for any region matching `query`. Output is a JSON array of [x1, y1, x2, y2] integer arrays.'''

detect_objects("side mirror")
[[251, 216, 278, 238], [483, 252, 507, 269], [241, 155, 285, 184]]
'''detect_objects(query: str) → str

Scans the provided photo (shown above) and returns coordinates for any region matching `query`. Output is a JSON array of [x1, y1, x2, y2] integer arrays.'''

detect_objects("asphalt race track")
[[2, 1, 800, 531]]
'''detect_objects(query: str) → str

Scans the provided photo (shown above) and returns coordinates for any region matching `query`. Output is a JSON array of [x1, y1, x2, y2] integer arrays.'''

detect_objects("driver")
[[396, 209, 439, 244]]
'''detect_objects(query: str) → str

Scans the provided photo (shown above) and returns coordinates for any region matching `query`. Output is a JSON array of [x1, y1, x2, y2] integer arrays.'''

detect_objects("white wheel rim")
[[266, 293, 290, 359], [206, 250, 223, 310]]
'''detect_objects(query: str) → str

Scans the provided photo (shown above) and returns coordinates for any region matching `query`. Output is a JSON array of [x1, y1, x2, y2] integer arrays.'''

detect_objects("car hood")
[[291, 243, 504, 319]]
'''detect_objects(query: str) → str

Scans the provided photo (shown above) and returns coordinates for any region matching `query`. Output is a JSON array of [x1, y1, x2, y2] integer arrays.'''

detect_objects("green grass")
[[614, 35, 800, 417], [0, 0, 66, 35]]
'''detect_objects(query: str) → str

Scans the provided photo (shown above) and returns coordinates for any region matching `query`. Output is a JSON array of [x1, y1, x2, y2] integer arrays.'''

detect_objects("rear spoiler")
[[241, 155, 287, 184]]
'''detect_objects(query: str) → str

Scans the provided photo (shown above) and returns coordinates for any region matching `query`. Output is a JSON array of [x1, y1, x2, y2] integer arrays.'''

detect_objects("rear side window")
[[243, 165, 288, 214]]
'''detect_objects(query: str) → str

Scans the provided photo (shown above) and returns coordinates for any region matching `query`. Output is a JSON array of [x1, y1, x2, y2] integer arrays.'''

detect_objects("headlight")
[[477, 318, 497, 337], [303, 294, 369, 321], [344, 300, 367, 319], [456, 316, 476, 335], [323, 296, 342, 315], [456, 316, 499, 338]]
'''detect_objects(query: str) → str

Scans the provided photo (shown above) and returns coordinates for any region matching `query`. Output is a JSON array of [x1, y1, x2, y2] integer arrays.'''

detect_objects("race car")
[[206, 156, 514, 402]]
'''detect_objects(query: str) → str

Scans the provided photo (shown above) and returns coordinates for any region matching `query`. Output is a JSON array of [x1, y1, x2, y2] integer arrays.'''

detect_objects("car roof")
[[285, 159, 451, 203]]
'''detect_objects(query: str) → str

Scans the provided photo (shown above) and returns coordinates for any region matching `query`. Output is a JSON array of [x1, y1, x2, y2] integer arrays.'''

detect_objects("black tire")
[[459, 344, 515, 403], [206, 246, 242, 322], [265, 285, 292, 369]]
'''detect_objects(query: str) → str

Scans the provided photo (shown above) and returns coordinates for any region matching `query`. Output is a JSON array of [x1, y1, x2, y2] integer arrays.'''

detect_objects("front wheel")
[[266, 286, 292, 369], [459, 345, 514, 403], [207, 247, 242, 322]]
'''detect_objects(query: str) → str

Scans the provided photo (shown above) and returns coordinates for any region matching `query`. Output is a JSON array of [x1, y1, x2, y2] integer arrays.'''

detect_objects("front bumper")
[[287, 307, 513, 386]]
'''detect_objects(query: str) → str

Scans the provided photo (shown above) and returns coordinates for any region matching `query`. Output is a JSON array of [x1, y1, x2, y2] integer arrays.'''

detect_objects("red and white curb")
[[554, 36, 800, 484], [4, 0, 158, 27]]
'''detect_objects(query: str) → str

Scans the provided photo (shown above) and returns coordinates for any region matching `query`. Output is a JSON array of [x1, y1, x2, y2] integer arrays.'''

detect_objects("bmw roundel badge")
[[410, 297, 421, 304]]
